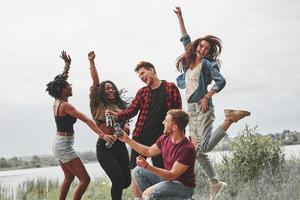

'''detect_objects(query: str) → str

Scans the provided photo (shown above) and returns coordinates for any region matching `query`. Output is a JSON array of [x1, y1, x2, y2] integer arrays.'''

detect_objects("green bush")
[[192, 125, 299, 199], [228, 125, 285, 182]]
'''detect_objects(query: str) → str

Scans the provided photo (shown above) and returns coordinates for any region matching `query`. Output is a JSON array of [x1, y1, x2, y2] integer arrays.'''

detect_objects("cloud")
[[1, 0, 300, 157]]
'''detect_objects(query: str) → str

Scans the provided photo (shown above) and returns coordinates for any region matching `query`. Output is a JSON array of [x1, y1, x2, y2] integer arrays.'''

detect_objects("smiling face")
[[104, 82, 116, 100], [196, 40, 211, 60], [137, 67, 155, 86], [61, 83, 72, 97]]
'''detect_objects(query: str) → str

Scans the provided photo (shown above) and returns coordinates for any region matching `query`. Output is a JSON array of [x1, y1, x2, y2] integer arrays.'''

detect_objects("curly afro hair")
[[46, 74, 69, 99]]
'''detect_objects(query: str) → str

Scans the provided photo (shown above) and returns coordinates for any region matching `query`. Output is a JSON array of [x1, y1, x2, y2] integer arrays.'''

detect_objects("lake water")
[[1, 144, 299, 189], [0, 162, 105, 188]]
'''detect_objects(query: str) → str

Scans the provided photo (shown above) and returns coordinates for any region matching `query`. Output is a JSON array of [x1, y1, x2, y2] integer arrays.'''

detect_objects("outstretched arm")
[[118, 131, 161, 157], [88, 51, 100, 87], [63, 103, 115, 143], [106, 88, 141, 121], [60, 50, 71, 78]]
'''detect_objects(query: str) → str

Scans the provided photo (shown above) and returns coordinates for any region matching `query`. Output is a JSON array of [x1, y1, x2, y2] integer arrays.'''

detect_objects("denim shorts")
[[52, 135, 78, 164]]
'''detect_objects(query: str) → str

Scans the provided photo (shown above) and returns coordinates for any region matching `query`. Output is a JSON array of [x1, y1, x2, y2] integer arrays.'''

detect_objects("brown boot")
[[224, 109, 251, 123]]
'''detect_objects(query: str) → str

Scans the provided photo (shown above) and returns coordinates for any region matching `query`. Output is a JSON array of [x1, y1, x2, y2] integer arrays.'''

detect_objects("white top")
[[185, 62, 202, 100]]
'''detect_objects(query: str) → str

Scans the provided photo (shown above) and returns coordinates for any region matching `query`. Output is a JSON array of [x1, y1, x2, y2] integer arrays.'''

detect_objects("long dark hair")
[[99, 80, 128, 109], [176, 35, 222, 72]]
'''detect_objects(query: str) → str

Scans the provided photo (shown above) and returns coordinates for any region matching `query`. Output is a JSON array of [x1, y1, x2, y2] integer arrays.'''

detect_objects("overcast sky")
[[1, 0, 299, 158]]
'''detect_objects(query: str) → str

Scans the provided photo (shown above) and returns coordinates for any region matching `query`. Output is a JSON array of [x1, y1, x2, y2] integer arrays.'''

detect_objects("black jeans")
[[96, 139, 131, 200]]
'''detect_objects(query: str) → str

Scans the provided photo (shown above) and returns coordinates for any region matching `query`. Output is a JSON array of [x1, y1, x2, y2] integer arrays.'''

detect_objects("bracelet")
[[64, 66, 70, 72], [90, 66, 96, 69], [144, 163, 149, 169], [204, 94, 210, 100]]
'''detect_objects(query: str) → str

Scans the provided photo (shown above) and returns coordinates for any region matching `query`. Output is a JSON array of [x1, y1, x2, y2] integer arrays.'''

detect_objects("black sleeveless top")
[[55, 102, 77, 133]]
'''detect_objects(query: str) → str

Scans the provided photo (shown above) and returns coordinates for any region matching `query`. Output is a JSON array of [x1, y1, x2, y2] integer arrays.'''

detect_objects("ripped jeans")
[[188, 103, 226, 180]]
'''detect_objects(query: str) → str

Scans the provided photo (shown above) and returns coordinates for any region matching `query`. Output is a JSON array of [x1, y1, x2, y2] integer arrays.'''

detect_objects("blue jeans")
[[132, 167, 194, 200], [188, 103, 226, 180]]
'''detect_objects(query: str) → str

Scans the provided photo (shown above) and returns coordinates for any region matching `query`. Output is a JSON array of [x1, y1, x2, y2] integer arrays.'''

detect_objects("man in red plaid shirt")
[[108, 61, 182, 198]]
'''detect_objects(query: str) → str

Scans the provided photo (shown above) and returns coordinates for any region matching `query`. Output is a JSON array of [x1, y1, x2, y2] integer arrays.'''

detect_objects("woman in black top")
[[88, 51, 131, 200], [46, 51, 114, 200]]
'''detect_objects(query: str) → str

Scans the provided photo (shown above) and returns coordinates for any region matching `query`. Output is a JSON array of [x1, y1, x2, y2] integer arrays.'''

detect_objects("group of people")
[[46, 7, 250, 200]]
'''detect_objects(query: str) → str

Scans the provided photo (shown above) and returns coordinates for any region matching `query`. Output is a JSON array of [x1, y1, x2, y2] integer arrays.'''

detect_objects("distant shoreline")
[[0, 151, 98, 172], [1, 144, 300, 172], [0, 160, 98, 172]]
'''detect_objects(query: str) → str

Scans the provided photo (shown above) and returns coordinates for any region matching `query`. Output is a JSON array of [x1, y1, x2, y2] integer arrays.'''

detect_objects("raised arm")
[[88, 51, 100, 87], [174, 7, 188, 37], [174, 7, 191, 52], [60, 50, 71, 78]]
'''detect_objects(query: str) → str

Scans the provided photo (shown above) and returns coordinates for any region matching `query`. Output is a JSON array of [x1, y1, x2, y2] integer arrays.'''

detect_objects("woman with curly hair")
[[46, 51, 114, 200], [87, 51, 131, 200], [174, 7, 250, 200]]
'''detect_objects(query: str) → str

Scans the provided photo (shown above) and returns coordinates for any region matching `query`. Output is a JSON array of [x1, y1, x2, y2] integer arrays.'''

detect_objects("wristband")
[[64, 65, 70, 72], [204, 94, 210, 100]]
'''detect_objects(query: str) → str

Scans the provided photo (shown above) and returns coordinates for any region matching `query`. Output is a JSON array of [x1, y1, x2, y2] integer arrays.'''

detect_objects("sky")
[[0, 0, 299, 158]]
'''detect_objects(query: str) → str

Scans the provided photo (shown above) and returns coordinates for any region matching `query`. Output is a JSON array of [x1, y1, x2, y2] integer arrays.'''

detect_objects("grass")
[[193, 158, 300, 200], [1, 179, 60, 200], [1, 176, 133, 200], [0, 183, 13, 200], [1, 160, 299, 200]]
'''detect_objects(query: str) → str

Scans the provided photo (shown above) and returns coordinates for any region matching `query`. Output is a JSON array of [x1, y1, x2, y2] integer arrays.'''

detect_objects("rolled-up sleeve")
[[117, 89, 141, 120], [176, 73, 186, 89], [180, 34, 191, 48]]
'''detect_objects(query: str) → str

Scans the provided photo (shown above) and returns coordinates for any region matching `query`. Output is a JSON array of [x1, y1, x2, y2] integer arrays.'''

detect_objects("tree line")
[[0, 151, 97, 171]]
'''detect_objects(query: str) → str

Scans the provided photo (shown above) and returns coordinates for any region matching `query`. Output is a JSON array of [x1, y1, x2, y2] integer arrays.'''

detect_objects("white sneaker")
[[209, 181, 227, 200]]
